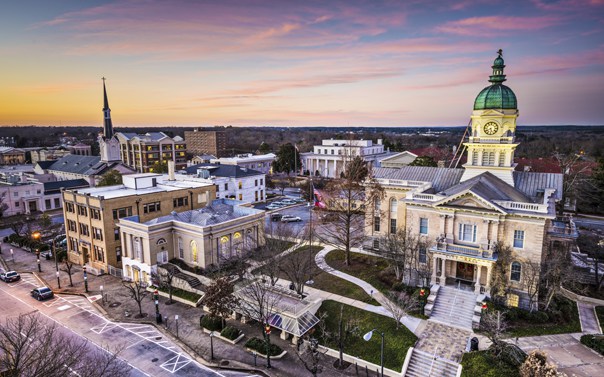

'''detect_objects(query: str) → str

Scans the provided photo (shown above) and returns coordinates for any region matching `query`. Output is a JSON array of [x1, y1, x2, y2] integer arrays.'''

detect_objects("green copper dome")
[[473, 49, 517, 110]]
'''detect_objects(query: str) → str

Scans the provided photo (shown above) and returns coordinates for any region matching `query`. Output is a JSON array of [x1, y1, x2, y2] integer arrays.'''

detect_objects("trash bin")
[[470, 337, 479, 351], [45, 254, 51, 260], [289, 283, 295, 290], [156, 312, 163, 324]]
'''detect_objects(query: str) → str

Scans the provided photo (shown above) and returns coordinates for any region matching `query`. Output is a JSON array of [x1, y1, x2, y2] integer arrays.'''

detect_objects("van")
[[271, 213, 283, 222]]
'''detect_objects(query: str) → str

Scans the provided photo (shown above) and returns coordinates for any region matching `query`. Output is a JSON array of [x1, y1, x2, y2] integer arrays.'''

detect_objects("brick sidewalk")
[[0, 241, 367, 377]]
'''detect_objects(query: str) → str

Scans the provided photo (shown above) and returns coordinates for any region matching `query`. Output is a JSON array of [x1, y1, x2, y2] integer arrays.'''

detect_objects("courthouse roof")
[[373, 166, 464, 192]]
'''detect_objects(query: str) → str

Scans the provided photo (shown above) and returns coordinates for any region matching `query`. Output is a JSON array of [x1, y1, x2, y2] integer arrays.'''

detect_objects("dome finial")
[[489, 50, 506, 84], [497, 48, 503, 57]]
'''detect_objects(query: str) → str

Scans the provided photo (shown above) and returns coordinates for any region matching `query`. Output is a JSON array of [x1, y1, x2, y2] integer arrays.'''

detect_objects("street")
[[0, 274, 226, 377]]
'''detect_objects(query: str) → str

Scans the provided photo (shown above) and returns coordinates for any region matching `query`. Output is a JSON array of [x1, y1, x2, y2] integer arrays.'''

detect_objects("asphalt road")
[[0, 274, 227, 377]]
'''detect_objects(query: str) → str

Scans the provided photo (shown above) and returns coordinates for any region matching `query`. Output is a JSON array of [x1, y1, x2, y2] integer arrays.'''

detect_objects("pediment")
[[436, 192, 505, 213], [381, 151, 418, 164], [480, 109, 504, 117]]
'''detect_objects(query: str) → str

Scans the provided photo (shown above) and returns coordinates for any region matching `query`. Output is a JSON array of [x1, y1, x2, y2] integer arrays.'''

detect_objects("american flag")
[[312, 183, 326, 208]]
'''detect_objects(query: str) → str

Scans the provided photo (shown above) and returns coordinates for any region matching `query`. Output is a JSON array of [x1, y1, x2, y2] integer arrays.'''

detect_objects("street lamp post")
[[100, 285, 104, 304], [210, 331, 215, 360], [154, 289, 162, 324], [32, 231, 42, 272], [264, 323, 272, 369], [10, 248, 14, 261], [53, 238, 60, 289], [175, 315, 179, 338], [419, 288, 426, 316], [363, 329, 385, 377], [83, 266, 89, 293]]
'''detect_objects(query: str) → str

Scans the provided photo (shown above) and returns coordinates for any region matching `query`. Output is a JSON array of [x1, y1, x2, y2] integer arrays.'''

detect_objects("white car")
[[266, 204, 281, 210], [280, 199, 297, 205], [281, 215, 302, 223]]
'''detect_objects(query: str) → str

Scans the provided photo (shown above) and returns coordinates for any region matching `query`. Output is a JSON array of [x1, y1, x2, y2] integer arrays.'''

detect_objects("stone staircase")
[[160, 263, 205, 292], [404, 348, 460, 377], [429, 285, 477, 329]]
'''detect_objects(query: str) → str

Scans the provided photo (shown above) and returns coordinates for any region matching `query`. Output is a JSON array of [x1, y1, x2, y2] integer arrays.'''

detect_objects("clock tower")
[[461, 50, 518, 186]]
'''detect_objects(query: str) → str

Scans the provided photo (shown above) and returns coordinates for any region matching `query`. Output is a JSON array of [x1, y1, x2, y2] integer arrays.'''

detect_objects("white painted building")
[[180, 164, 267, 203], [300, 139, 392, 178], [210, 153, 276, 175]]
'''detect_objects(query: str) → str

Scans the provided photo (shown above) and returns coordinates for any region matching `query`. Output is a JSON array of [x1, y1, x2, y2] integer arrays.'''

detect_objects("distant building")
[[184, 129, 228, 158], [181, 163, 266, 203], [62, 169, 216, 275], [300, 138, 392, 178], [210, 153, 275, 175], [34, 154, 135, 186], [118, 199, 265, 285], [29, 147, 72, 164], [66, 143, 92, 156], [0, 147, 26, 165], [190, 154, 217, 165], [378, 151, 418, 168]]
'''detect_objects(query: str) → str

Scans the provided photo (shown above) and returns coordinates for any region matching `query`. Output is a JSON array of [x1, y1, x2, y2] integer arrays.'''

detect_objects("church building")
[[369, 51, 575, 311]]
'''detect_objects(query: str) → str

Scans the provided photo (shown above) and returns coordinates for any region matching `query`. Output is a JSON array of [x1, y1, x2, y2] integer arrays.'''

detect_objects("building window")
[[65, 202, 75, 213], [255, 179, 258, 186], [77, 205, 88, 216], [191, 240, 198, 263], [116, 246, 122, 262], [67, 220, 77, 232], [390, 219, 397, 234], [113, 207, 132, 219], [506, 294, 519, 307], [69, 237, 78, 252], [419, 246, 427, 264], [224, 183, 228, 191], [114, 229, 120, 241], [513, 230, 524, 248], [92, 227, 103, 241], [499, 152, 505, 166], [45, 199, 51, 209], [238, 181, 242, 189], [419, 218, 428, 234], [15, 202, 19, 207], [143, 201, 161, 214], [239, 193, 243, 200], [510, 262, 521, 282], [134, 238, 142, 261], [373, 239, 380, 250], [260, 178, 264, 185], [93, 245, 104, 262], [178, 237, 184, 259], [90, 208, 101, 220], [374, 216, 380, 232], [54, 198, 60, 208], [173, 197, 188, 208], [78, 223, 89, 236], [458, 224, 477, 243]]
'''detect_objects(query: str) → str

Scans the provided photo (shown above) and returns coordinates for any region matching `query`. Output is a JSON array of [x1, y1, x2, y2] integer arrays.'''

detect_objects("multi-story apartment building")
[[184, 129, 228, 158], [368, 52, 576, 310], [210, 153, 275, 175], [118, 198, 265, 285], [114, 132, 187, 173], [62, 169, 216, 275], [300, 139, 393, 178]]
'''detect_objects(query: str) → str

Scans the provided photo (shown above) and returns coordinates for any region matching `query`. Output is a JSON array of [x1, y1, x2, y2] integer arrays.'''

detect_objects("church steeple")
[[102, 77, 113, 140]]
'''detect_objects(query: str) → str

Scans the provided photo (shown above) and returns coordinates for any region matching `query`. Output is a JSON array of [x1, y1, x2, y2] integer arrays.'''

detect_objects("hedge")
[[244, 337, 282, 356], [200, 315, 224, 331], [220, 326, 241, 340], [580, 334, 604, 355]]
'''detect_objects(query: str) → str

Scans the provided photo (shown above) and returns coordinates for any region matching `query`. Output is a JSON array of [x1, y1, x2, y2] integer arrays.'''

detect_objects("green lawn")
[[157, 286, 201, 303], [324, 249, 395, 293], [316, 300, 417, 371], [248, 239, 296, 262], [461, 351, 519, 377]]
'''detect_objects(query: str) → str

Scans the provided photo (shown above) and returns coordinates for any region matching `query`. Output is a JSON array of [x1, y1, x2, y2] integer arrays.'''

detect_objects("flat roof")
[[71, 176, 213, 199]]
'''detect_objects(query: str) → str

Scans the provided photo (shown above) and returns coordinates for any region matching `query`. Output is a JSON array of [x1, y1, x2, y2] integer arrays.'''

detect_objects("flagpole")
[[308, 177, 314, 285]]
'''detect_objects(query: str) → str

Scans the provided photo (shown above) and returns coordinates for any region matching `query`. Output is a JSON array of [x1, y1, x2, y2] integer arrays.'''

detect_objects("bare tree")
[[155, 264, 177, 304], [553, 151, 590, 215], [382, 291, 419, 329], [295, 313, 329, 377], [316, 156, 384, 266], [201, 277, 240, 328], [379, 228, 427, 282], [256, 222, 299, 286], [9, 219, 26, 237], [480, 310, 508, 347], [333, 304, 359, 368], [122, 279, 149, 318], [236, 280, 282, 367], [519, 350, 565, 377], [522, 261, 541, 312], [0, 313, 131, 377], [55, 247, 75, 287], [490, 242, 513, 305], [541, 248, 575, 311], [279, 246, 315, 296]]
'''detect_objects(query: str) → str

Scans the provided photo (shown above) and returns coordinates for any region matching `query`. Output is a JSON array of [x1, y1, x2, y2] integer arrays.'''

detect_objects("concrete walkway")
[[314, 246, 423, 335], [578, 301, 602, 334]]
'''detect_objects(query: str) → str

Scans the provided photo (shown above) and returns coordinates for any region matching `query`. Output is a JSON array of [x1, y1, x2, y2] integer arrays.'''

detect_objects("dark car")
[[270, 213, 283, 222], [31, 287, 54, 301], [0, 271, 21, 282]]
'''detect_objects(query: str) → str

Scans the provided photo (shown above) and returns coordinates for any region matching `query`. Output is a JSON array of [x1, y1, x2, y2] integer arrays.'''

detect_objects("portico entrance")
[[456, 262, 475, 282]]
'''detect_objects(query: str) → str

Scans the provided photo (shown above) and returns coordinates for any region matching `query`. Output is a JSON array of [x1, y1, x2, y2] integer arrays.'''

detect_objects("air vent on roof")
[[170, 211, 177, 216]]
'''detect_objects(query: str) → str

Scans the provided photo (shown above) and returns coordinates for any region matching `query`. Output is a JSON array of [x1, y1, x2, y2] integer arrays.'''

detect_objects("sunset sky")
[[1, 0, 603, 127]]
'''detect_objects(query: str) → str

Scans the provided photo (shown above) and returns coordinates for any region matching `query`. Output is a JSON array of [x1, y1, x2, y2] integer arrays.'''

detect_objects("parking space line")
[[160, 353, 191, 373]]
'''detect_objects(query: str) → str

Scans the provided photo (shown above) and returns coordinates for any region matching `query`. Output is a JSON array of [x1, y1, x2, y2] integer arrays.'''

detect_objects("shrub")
[[505, 308, 519, 321], [200, 315, 224, 331], [531, 311, 549, 323], [245, 337, 283, 356], [580, 334, 604, 355], [391, 282, 405, 292], [220, 326, 241, 340]]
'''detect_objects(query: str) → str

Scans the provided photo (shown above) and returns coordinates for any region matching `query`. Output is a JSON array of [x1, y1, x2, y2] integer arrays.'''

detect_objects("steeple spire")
[[102, 77, 114, 139], [488, 49, 506, 84]]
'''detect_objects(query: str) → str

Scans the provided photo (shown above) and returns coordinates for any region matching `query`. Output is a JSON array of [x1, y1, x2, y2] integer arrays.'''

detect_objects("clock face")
[[483, 122, 499, 135]]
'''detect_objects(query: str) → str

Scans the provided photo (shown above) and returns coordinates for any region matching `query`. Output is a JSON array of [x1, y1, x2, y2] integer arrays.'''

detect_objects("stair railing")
[[428, 347, 439, 376], [449, 288, 459, 320]]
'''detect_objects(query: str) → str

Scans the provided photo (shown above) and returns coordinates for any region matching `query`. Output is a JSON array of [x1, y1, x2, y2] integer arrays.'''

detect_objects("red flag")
[[312, 183, 326, 209]]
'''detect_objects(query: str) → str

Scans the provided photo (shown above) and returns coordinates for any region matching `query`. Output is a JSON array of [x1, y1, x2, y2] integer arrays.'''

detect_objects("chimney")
[[377, 139, 383, 145], [168, 161, 175, 181]]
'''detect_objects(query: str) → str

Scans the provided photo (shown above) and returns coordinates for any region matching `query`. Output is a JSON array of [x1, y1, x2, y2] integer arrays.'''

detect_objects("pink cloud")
[[436, 16, 561, 36]]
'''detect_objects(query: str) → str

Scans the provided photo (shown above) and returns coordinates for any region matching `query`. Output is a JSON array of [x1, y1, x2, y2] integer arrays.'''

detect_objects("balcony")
[[431, 241, 498, 261]]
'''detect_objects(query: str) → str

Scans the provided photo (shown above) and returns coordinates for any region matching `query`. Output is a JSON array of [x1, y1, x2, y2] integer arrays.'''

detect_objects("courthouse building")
[[369, 52, 574, 309]]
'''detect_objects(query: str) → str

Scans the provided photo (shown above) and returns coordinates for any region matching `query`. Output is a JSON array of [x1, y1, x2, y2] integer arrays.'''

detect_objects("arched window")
[[134, 237, 142, 260], [510, 262, 521, 282], [190, 240, 198, 264], [178, 237, 184, 259]]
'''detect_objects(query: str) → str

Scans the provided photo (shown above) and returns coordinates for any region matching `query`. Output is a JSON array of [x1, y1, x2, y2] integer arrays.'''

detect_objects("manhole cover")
[[151, 358, 158, 362], [220, 361, 229, 366], [109, 302, 121, 308], [155, 337, 162, 340]]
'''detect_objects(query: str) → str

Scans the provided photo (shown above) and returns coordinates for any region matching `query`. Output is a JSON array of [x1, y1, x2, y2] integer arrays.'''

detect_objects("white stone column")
[[431, 255, 438, 285], [485, 264, 493, 296], [474, 265, 482, 294], [440, 259, 446, 284], [333, 159, 337, 177]]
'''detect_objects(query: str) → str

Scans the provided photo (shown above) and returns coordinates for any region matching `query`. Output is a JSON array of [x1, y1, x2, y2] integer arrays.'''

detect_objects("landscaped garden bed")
[[244, 337, 287, 358], [461, 350, 520, 377], [580, 334, 604, 355], [315, 300, 417, 370]]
